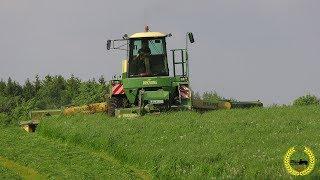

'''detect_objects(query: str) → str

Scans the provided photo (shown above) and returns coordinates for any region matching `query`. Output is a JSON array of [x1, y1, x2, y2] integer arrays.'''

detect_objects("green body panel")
[[123, 76, 174, 88], [143, 90, 169, 101], [108, 75, 192, 113], [121, 76, 186, 104]]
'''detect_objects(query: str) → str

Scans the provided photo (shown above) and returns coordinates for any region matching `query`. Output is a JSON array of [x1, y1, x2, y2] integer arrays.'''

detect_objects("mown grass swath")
[[0, 127, 147, 179], [37, 105, 320, 178], [0, 166, 21, 179]]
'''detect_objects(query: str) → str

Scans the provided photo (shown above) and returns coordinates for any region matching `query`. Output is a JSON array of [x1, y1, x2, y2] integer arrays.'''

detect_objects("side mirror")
[[106, 40, 111, 50], [188, 32, 195, 43]]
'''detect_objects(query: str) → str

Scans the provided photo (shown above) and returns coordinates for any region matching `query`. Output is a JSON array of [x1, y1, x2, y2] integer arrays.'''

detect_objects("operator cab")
[[106, 26, 194, 79], [128, 28, 169, 77]]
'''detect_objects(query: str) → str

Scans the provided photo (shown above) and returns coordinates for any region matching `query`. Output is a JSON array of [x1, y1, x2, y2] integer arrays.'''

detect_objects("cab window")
[[128, 38, 168, 77]]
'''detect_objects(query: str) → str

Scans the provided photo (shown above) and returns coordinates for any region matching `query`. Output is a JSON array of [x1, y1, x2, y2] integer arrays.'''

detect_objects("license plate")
[[149, 100, 164, 104]]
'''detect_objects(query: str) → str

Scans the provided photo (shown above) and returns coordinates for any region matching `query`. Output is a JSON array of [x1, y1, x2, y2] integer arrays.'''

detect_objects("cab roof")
[[129, 31, 166, 39]]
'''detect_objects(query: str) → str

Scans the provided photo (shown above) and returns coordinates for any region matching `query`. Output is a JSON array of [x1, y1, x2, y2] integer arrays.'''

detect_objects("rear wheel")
[[108, 96, 129, 116]]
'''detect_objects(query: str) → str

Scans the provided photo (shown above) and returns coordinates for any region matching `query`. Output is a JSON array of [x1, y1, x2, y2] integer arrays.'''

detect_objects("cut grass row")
[[0, 155, 43, 179], [0, 165, 21, 179], [37, 105, 320, 178], [0, 127, 149, 179]]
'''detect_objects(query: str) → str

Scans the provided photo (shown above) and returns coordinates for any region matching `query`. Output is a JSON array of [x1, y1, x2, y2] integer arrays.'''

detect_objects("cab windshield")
[[128, 38, 169, 77]]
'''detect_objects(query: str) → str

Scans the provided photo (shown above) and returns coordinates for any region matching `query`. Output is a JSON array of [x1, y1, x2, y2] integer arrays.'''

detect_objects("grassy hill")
[[1, 106, 320, 179], [0, 127, 147, 179]]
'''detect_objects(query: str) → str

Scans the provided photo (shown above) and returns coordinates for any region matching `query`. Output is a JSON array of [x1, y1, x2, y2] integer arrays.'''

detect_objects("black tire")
[[108, 97, 117, 116], [108, 96, 125, 117]]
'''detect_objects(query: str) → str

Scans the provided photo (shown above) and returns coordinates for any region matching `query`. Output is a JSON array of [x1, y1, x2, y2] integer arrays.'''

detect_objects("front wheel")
[[107, 96, 129, 117], [108, 97, 121, 116]]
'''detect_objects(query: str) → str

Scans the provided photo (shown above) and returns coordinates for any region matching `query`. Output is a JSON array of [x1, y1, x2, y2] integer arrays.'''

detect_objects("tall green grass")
[[0, 127, 144, 179], [37, 106, 320, 178]]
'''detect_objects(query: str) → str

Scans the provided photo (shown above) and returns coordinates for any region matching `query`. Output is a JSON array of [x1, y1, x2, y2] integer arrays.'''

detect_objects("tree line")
[[1, 74, 318, 126], [0, 75, 108, 126]]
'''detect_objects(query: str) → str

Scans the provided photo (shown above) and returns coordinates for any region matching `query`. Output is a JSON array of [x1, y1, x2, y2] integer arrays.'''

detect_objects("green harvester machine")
[[106, 26, 262, 118], [20, 26, 263, 132]]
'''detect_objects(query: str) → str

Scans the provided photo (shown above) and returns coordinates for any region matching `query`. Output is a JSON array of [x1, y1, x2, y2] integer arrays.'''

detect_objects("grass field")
[[1, 105, 320, 179], [0, 127, 150, 179]]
